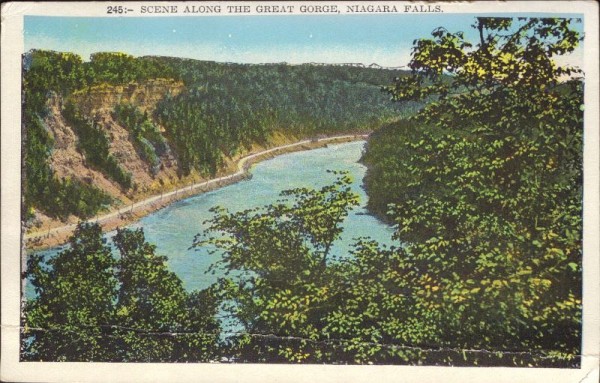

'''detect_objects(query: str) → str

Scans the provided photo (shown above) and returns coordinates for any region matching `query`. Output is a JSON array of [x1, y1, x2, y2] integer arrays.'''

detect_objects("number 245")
[[106, 6, 126, 14]]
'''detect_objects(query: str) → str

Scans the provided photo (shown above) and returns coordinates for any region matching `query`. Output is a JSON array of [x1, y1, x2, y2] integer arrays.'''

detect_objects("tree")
[[112, 228, 221, 362], [22, 223, 221, 362], [194, 171, 359, 362], [353, 17, 583, 366], [22, 223, 118, 361]]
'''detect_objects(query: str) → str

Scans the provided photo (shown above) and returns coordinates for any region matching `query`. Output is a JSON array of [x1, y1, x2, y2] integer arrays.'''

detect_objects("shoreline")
[[24, 134, 368, 250]]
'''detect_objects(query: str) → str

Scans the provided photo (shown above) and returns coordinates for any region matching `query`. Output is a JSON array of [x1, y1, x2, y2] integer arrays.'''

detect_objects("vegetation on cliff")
[[62, 102, 132, 189], [22, 50, 414, 221], [22, 51, 177, 221], [112, 103, 168, 175]]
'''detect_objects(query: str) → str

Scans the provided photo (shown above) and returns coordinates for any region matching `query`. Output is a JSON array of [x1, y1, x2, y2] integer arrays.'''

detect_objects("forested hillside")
[[153, 59, 414, 175], [22, 50, 415, 225]]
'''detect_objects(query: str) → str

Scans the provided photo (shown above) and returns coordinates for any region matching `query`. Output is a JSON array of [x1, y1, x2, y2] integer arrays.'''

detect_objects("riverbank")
[[24, 134, 368, 250]]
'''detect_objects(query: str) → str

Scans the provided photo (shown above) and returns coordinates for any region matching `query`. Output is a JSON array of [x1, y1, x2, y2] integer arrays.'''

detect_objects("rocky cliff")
[[72, 78, 184, 115], [44, 79, 187, 211]]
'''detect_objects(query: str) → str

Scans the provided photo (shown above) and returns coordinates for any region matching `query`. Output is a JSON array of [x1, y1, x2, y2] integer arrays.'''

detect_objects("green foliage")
[[22, 223, 221, 362], [194, 171, 360, 362], [63, 102, 132, 189], [357, 17, 583, 366], [112, 228, 220, 362], [21, 108, 55, 220], [112, 104, 167, 174], [153, 59, 418, 176], [22, 51, 112, 220], [23, 50, 180, 94], [22, 223, 118, 361], [23, 50, 86, 110], [22, 17, 583, 366], [156, 87, 273, 176], [87, 52, 180, 85], [48, 177, 113, 220], [21, 50, 179, 220]]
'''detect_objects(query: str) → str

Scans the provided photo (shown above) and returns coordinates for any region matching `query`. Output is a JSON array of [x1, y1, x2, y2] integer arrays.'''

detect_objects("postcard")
[[1, 1, 598, 382]]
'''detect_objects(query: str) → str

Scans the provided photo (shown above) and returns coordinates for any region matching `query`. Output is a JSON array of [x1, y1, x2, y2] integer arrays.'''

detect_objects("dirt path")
[[24, 134, 368, 249]]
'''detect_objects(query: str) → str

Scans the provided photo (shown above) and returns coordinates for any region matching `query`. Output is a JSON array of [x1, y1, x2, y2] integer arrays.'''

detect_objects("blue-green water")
[[28, 141, 395, 292]]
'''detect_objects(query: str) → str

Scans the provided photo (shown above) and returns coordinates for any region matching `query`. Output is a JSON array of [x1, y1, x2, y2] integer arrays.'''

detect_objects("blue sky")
[[24, 14, 584, 67]]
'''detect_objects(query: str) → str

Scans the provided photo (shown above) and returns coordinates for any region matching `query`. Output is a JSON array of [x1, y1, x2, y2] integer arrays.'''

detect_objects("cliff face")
[[44, 79, 186, 210], [72, 78, 184, 115], [45, 94, 124, 200]]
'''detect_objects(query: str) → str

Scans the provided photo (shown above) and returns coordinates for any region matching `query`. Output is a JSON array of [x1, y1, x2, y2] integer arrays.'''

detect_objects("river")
[[27, 141, 395, 293]]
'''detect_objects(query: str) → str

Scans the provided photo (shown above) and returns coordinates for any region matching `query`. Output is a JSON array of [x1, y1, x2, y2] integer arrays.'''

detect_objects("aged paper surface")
[[2, 1, 599, 382]]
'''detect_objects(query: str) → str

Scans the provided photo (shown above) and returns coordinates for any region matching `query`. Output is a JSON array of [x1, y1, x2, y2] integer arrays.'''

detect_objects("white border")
[[2, 2, 599, 382]]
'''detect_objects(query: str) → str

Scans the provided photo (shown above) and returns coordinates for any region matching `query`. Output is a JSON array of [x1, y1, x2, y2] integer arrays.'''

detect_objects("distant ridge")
[[307, 62, 407, 70]]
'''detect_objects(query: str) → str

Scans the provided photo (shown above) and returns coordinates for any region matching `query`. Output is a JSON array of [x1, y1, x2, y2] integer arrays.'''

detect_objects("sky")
[[24, 13, 584, 68]]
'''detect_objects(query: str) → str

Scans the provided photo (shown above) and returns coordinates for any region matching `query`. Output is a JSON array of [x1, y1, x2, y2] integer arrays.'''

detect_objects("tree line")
[[148, 58, 417, 177]]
